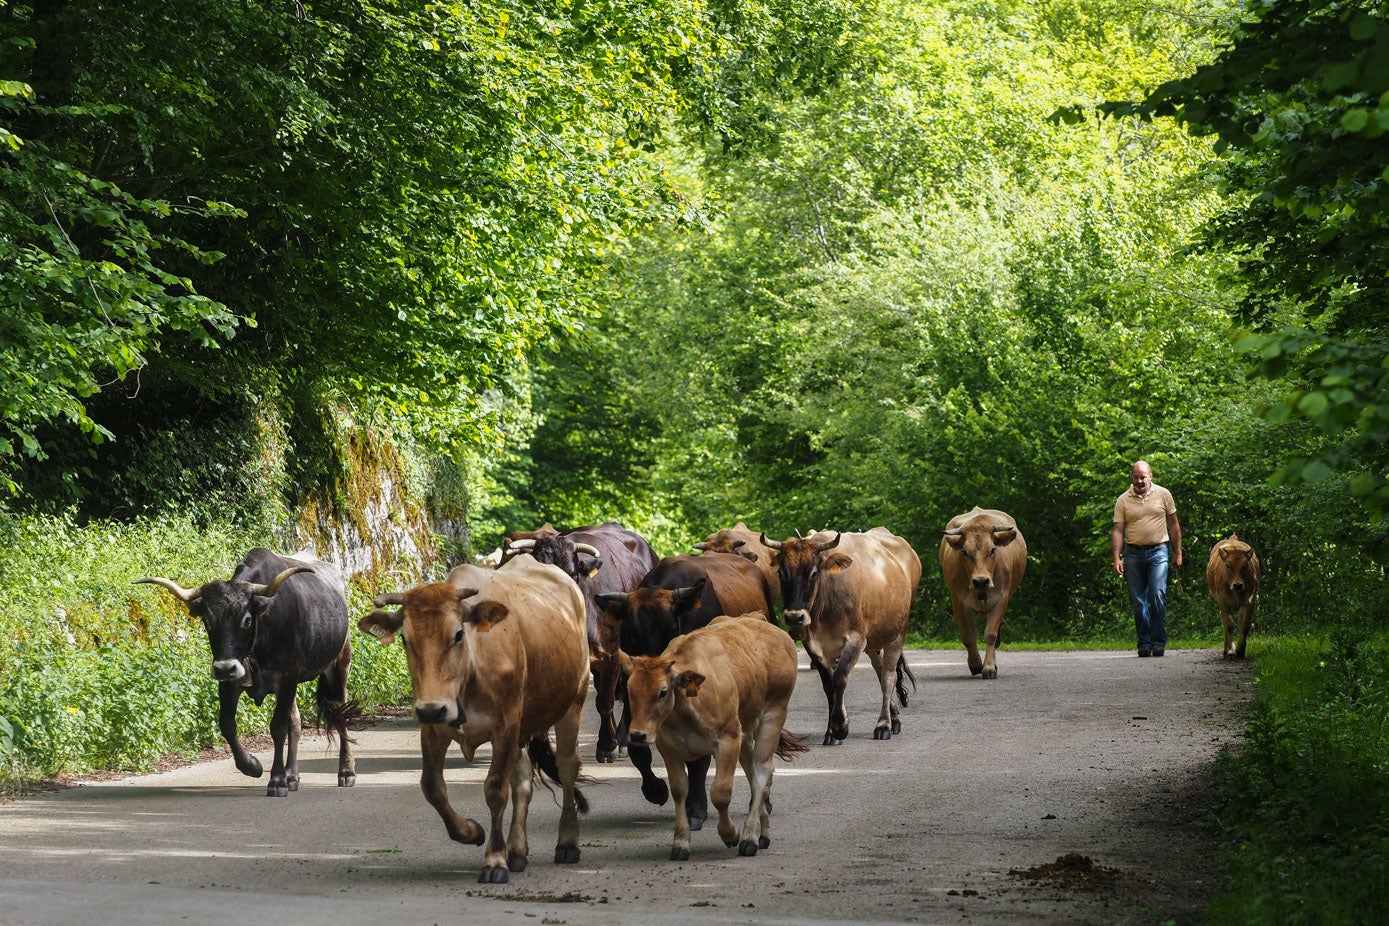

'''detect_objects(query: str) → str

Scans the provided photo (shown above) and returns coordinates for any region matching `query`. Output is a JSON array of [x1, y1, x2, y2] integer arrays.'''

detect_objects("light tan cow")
[[621, 613, 804, 861], [1207, 533, 1260, 659], [760, 527, 922, 745], [939, 507, 1027, 679], [358, 555, 589, 884]]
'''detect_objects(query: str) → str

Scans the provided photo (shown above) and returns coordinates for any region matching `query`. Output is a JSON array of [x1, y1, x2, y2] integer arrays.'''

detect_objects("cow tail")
[[775, 728, 810, 761], [527, 734, 591, 815], [895, 654, 917, 708], [315, 682, 365, 746]]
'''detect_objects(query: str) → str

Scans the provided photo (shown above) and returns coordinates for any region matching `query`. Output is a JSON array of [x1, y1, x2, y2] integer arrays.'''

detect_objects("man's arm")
[[1111, 522, 1125, 575], [1166, 511, 1183, 568]]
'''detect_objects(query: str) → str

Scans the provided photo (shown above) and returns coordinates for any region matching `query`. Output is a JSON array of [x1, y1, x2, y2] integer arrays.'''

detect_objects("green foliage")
[[1208, 631, 1389, 925]]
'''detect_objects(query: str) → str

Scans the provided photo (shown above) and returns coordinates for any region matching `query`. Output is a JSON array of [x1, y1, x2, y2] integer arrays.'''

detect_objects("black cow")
[[596, 553, 774, 829], [503, 522, 658, 763], [135, 546, 358, 796]]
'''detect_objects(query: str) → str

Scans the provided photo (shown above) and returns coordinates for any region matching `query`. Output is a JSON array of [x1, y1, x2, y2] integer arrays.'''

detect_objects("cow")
[[694, 521, 779, 604], [760, 528, 921, 745], [622, 613, 805, 861], [357, 554, 589, 884], [134, 546, 357, 797], [503, 522, 657, 763], [939, 507, 1027, 680], [596, 552, 775, 828], [1207, 533, 1260, 659]]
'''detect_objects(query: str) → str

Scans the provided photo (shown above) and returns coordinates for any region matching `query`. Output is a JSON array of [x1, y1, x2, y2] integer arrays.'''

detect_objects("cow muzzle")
[[414, 700, 460, 726], [628, 730, 650, 746], [971, 576, 993, 591], [783, 608, 810, 628], [212, 659, 247, 683], [1231, 582, 1246, 594]]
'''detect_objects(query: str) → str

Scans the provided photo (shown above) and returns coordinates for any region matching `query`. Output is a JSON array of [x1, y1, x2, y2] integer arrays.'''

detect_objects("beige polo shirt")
[[1114, 484, 1176, 546]]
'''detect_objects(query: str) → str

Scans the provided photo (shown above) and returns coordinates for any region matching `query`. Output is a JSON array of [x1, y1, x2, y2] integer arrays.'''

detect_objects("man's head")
[[1130, 461, 1153, 496]]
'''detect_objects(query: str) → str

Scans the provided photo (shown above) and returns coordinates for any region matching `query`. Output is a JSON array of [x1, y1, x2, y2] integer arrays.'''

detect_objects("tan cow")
[[621, 613, 804, 860], [1207, 533, 1260, 659], [939, 507, 1027, 679], [358, 555, 589, 884], [760, 527, 922, 745], [694, 521, 779, 603]]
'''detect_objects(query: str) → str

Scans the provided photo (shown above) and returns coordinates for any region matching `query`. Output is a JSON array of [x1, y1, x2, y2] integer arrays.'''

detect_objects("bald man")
[[1111, 460, 1183, 657]]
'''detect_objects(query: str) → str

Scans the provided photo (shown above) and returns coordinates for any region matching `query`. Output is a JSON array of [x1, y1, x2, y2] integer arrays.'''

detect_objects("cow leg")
[[614, 673, 630, 759], [265, 681, 299, 797], [218, 683, 262, 778], [627, 740, 671, 806], [953, 600, 984, 676], [321, 641, 356, 787], [981, 596, 1009, 680], [685, 755, 711, 831], [552, 702, 584, 865], [807, 655, 837, 746], [826, 636, 863, 745], [662, 747, 693, 861], [711, 735, 741, 849], [593, 656, 620, 763], [504, 749, 533, 874], [867, 642, 904, 739], [1236, 603, 1253, 659], [479, 735, 520, 883], [419, 725, 484, 847], [738, 709, 783, 856], [1220, 605, 1236, 658]]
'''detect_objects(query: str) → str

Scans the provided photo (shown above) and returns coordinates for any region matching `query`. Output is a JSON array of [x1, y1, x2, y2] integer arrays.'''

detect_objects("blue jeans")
[[1124, 544, 1169, 649]]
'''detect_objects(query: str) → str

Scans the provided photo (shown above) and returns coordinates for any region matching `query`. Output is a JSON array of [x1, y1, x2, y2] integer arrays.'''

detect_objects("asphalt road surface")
[[0, 647, 1251, 926]]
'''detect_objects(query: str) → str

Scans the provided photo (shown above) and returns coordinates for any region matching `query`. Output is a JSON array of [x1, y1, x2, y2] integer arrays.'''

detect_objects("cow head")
[[1215, 535, 1259, 599], [597, 580, 706, 657], [760, 532, 847, 629], [943, 521, 1018, 595], [693, 530, 759, 563], [618, 652, 705, 747], [358, 583, 507, 726], [135, 566, 310, 685], [498, 523, 558, 566], [507, 533, 603, 581]]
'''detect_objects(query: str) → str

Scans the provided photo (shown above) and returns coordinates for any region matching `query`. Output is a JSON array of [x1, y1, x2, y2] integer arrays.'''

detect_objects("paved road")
[[0, 648, 1250, 926]]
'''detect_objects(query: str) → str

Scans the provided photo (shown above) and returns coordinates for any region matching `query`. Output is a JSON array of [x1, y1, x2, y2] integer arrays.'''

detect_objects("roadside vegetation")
[[2, 1, 1387, 922]]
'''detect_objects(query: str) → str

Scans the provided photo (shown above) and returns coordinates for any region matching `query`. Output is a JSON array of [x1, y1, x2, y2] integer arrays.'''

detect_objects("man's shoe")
[[1138, 646, 1152, 657], [1153, 648, 1165, 657]]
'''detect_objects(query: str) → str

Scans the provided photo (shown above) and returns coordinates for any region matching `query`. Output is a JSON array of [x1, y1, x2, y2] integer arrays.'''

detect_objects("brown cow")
[[621, 613, 803, 860], [358, 555, 589, 884], [939, 507, 1027, 680], [694, 521, 779, 604], [760, 527, 922, 745], [1207, 533, 1260, 659]]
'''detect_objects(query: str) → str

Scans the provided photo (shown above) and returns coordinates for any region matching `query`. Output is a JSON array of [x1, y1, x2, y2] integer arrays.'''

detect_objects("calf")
[[135, 547, 357, 796], [939, 507, 1027, 679], [358, 554, 589, 883], [622, 614, 804, 860], [1207, 533, 1260, 659]]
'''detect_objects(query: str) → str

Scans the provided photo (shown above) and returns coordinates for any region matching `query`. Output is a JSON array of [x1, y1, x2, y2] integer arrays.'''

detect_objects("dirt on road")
[[0, 648, 1251, 926]]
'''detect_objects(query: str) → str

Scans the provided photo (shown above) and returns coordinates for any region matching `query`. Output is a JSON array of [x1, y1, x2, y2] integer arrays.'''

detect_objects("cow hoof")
[[554, 845, 581, 865], [891, 719, 902, 735], [823, 734, 843, 746], [618, 746, 628, 759], [873, 727, 891, 740], [508, 852, 529, 873], [338, 772, 356, 787], [981, 668, 998, 680], [266, 784, 289, 797], [287, 778, 300, 792], [670, 847, 690, 862], [478, 866, 509, 884], [968, 663, 983, 676], [688, 815, 704, 832], [237, 756, 264, 778], [759, 835, 770, 849], [641, 778, 670, 806], [596, 750, 615, 764], [738, 840, 759, 857]]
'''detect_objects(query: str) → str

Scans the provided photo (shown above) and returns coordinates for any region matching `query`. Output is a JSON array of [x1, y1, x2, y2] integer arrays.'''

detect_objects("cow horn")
[[943, 528, 963, 536], [992, 525, 1013, 532], [573, 542, 601, 558], [759, 533, 783, 550], [374, 592, 405, 607], [692, 541, 707, 551], [508, 538, 537, 551], [133, 576, 203, 603], [814, 532, 841, 551], [248, 565, 313, 597]]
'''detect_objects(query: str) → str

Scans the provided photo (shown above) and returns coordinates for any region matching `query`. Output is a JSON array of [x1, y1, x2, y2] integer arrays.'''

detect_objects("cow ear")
[[672, 578, 707, 612], [992, 528, 1018, 546], [823, 552, 853, 575], [468, 600, 509, 633], [578, 552, 603, 578], [674, 671, 706, 697], [617, 651, 635, 676], [249, 595, 273, 620], [738, 549, 759, 563], [596, 592, 630, 621], [358, 609, 405, 645]]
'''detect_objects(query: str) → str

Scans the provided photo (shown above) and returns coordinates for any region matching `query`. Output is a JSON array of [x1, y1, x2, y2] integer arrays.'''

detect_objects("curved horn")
[[455, 587, 480, 600], [943, 528, 963, 536], [759, 533, 783, 550], [374, 592, 405, 607], [133, 576, 203, 603], [508, 538, 537, 551], [692, 541, 708, 551], [248, 565, 313, 597], [573, 542, 601, 558], [992, 525, 1014, 532], [814, 532, 841, 551]]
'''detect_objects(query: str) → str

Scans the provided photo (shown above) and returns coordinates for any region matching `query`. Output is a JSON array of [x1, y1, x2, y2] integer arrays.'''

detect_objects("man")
[[1112, 460, 1183, 657]]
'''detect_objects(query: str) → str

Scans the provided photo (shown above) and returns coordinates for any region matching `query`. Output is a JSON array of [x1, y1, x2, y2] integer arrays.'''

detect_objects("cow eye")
[[240, 611, 253, 629], [657, 686, 668, 700], [453, 628, 465, 645]]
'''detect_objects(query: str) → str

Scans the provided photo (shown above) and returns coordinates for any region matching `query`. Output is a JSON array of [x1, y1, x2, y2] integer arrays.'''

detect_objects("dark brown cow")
[[694, 521, 779, 604], [503, 522, 658, 763], [622, 613, 804, 861], [1207, 533, 1260, 659], [597, 552, 774, 828], [761, 528, 922, 745], [358, 555, 589, 884], [939, 507, 1027, 680]]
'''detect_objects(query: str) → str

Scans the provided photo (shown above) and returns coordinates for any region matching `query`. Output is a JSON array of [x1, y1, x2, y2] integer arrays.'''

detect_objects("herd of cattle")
[[133, 509, 1261, 883]]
